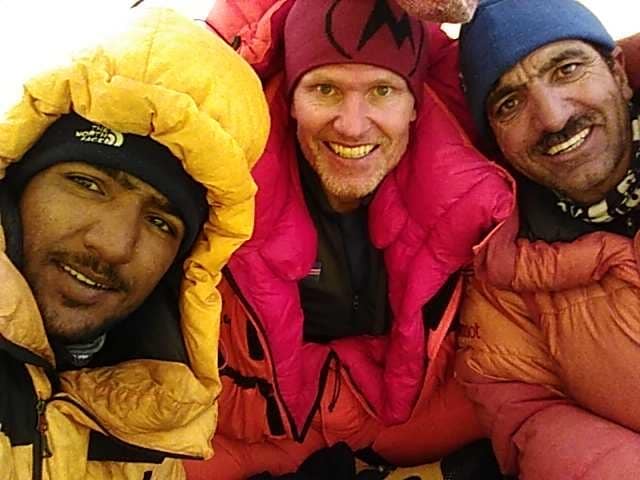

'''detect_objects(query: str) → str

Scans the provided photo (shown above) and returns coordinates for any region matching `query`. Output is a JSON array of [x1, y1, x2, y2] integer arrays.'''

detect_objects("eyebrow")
[[487, 47, 592, 107], [301, 72, 406, 88], [92, 164, 180, 217]]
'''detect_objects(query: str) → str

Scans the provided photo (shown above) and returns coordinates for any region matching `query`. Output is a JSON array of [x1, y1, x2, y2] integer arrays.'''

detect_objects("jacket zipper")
[[223, 269, 303, 439], [33, 398, 52, 480], [31, 392, 202, 480], [224, 268, 344, 441]]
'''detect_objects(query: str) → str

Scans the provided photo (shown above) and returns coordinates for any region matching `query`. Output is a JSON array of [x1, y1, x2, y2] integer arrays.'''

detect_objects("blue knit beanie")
[[459, 0, 615, 139]]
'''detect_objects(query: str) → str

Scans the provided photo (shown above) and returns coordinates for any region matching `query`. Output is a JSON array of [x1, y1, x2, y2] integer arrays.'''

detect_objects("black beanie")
[[6, 113, 207, 259]]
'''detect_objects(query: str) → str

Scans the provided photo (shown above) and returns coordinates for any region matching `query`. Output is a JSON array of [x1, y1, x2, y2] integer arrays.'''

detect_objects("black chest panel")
[[298, 156, 390, 343], [87, 430, 166, 463]]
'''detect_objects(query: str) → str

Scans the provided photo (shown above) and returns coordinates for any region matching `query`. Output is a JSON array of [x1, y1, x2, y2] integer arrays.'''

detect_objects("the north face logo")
[[75, 125, 124, 147]]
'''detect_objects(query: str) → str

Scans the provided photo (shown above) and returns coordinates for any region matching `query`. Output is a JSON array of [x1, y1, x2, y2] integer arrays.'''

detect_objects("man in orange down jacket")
[[457, 0, 640, 479], [184, 0, 515, 479]]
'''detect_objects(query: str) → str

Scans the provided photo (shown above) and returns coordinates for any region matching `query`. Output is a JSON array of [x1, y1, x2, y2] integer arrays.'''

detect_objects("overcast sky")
[[0, 0, 638, 113]]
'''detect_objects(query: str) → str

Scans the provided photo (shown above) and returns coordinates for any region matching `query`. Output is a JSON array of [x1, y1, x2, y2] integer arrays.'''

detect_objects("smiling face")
[[291, 63, 416, 212], [20, 162, 185, 344], [487, 40, 634, 205]]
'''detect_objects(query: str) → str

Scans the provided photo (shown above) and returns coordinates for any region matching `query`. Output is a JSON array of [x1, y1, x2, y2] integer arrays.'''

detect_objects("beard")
[[34, 287, 125, 344], [314, 162, 387, 201], [24, 249, 132, 345]]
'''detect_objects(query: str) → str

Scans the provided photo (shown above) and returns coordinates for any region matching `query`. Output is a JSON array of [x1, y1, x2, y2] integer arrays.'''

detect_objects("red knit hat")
[[284, 0, 429, 101]]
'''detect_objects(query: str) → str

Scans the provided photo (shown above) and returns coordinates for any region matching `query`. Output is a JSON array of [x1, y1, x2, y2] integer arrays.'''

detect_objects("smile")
[[61, 264, 112, 290], [327, 142, 377, 159], [546, 127, 591, 156]]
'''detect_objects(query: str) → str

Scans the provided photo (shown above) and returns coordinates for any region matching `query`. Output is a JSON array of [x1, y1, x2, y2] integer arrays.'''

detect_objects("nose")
[[333, 94, 371, 139], [83, 198, 142, 264], [528, 84, 571, 133]]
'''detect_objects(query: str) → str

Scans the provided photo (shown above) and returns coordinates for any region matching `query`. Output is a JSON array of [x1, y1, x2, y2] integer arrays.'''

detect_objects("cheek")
[[494, 122, 530, 159], [296, 123, 325, 164], [21, 203, 76, 256], [385, 117, 412, 154], [390, 128, 410, 165], [131, 234, 179, 286], [381, 104, 414, 143], [296, 115, 324, 144], [294, 98, 338, 141]]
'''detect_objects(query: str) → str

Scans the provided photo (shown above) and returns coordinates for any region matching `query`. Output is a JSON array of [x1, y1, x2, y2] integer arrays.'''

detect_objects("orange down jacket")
[[458, 183, 640, 479]]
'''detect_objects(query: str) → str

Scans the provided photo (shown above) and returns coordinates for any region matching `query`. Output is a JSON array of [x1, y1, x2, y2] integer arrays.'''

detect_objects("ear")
[[610, 46, 634, 102]]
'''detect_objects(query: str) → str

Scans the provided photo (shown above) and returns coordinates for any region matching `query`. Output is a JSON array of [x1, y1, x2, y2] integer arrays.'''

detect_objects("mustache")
[[534, 114, 596, 154], [47, 250, 130, 292]]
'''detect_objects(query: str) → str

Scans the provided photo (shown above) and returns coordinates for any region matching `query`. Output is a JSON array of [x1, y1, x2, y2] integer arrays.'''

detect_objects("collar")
[[60, 334, 107, 369]]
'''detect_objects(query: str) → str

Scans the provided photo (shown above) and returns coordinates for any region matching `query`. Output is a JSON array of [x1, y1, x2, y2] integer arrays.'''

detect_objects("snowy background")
[[0, 0, 638, 114]]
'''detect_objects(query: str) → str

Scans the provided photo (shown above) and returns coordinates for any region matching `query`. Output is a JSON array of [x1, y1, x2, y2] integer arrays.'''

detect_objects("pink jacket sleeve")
[[424, 25, 479, 143], [457, 362, 640, 479], [619, 33, 640, 91]]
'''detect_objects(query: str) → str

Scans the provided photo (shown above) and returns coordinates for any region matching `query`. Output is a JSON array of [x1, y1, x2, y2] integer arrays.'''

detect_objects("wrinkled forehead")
[[492, 39, 599, 95]]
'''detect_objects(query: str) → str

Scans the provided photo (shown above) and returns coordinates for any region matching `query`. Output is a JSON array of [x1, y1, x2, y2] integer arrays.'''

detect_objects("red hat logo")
[[325, 0, 425, 76]]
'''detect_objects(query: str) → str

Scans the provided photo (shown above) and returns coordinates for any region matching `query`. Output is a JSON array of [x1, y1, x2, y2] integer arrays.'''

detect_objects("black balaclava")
[[5, 113, 208, 260], [1, 113, 208, 368]]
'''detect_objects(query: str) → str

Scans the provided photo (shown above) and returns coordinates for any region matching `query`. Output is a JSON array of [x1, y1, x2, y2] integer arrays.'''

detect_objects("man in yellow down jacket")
[[456, 0, 640, 479], [0, 8, 268, 480]]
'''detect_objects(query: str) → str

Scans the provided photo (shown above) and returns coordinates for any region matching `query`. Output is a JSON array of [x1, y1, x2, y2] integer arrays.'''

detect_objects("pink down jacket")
[[207, 0, 513, 439]]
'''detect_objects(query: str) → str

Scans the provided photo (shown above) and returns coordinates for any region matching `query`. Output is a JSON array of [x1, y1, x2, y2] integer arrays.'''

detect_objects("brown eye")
[[147, 215, 175, 235], [67, 174, 102, 193], [494, 96, 520, 119], [557, 63, 580, 79]]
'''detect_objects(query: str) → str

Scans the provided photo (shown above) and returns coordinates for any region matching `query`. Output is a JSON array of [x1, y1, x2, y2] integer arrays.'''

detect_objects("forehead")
[[296, 63, 409, 89], [496, 39, 599, 88], [43, 162, 172, 207]]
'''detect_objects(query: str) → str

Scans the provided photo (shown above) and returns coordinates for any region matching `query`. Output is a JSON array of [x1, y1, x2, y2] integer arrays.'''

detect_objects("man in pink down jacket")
[[457, 0, 640, 478], [185, 0, 513, 478]]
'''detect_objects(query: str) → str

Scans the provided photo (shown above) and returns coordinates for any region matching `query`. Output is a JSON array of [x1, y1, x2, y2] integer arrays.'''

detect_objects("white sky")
[[0, 0, 638, 114]]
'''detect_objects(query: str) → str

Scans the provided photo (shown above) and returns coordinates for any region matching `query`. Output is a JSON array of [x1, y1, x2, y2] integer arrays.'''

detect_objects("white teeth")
[[546, 128, 590, 156], [62, 264, 109, 290], [328, 142, 376, 159]]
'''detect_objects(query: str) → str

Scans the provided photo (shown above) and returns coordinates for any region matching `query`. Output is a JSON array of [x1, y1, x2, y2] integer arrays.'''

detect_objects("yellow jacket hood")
[[0, 8, 269, 461]]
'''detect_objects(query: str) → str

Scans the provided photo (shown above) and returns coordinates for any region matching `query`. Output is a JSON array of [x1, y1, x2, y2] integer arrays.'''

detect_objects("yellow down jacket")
[[0, 8, 268, 480]]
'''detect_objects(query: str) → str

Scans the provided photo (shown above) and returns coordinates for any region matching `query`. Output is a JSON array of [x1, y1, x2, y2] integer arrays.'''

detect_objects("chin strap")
[[556, 112, 640, 224]]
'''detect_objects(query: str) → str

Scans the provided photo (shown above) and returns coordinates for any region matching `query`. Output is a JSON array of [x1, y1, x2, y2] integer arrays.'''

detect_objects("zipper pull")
[[36, 399, 52, 458], [352, 294, 360, 312]]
